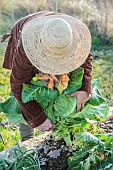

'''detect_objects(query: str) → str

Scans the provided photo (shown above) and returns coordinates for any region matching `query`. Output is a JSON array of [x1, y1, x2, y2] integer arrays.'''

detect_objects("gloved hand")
[[36, 118, 54, 132], [67, 91, 90, 112]]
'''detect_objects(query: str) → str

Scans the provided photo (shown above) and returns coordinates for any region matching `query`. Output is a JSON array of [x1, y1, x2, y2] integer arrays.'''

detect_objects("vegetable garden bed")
[[0, 68, 113, 169], [0, 107, 113, 170]]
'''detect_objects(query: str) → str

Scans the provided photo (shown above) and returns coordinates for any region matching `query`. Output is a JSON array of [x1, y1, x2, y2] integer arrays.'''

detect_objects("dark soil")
[[36, 136, 74, 170]]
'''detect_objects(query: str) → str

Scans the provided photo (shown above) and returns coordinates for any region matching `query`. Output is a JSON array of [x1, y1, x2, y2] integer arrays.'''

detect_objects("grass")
[[0, 125, 20, 151], [0, 42, 21, 151], [0, 42, 10, 100], [92, 48, 113, 106]]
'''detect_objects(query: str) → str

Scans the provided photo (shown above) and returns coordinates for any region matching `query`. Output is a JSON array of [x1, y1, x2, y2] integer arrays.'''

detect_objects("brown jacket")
[[1, 11, 92, 128]]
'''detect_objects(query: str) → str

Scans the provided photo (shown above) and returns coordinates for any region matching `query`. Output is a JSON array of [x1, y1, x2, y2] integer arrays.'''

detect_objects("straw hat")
[[22, 14, 91, 75]]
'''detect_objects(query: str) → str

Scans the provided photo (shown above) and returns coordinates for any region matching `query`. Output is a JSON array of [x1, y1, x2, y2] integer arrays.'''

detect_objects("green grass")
[[92, 49, 113, 106], [0, 42, 21, 151], [0, 125, 20, 151], [0, 42, 10, 99]]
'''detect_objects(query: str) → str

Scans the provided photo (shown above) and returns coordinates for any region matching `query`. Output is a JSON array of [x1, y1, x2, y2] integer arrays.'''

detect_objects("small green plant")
[[0, 145, 41, 170], [0, 126, 20, 151]]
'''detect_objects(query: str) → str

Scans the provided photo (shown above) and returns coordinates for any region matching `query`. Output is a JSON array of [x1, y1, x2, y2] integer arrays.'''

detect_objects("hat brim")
[[22, 14, 91, 75]]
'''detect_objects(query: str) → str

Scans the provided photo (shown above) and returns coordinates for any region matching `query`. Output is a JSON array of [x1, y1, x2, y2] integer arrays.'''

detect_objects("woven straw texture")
[[22, 15, 91, 75]]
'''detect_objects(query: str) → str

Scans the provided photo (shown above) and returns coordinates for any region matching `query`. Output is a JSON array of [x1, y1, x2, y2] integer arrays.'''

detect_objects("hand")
[[36, 118, 54, 132], [67, 91, 90, 112]]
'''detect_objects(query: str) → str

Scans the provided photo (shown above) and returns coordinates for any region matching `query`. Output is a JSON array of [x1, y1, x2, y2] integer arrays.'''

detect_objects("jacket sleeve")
[[78, 52, 93, 94], [10, 42, 47, 128]]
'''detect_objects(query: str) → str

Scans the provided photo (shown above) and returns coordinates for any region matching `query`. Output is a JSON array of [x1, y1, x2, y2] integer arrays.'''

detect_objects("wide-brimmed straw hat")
[[22, 14, 91, 75]]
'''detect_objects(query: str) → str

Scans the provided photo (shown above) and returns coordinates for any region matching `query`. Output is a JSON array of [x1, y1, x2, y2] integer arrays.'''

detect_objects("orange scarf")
[[36, 73, 69, 92]]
